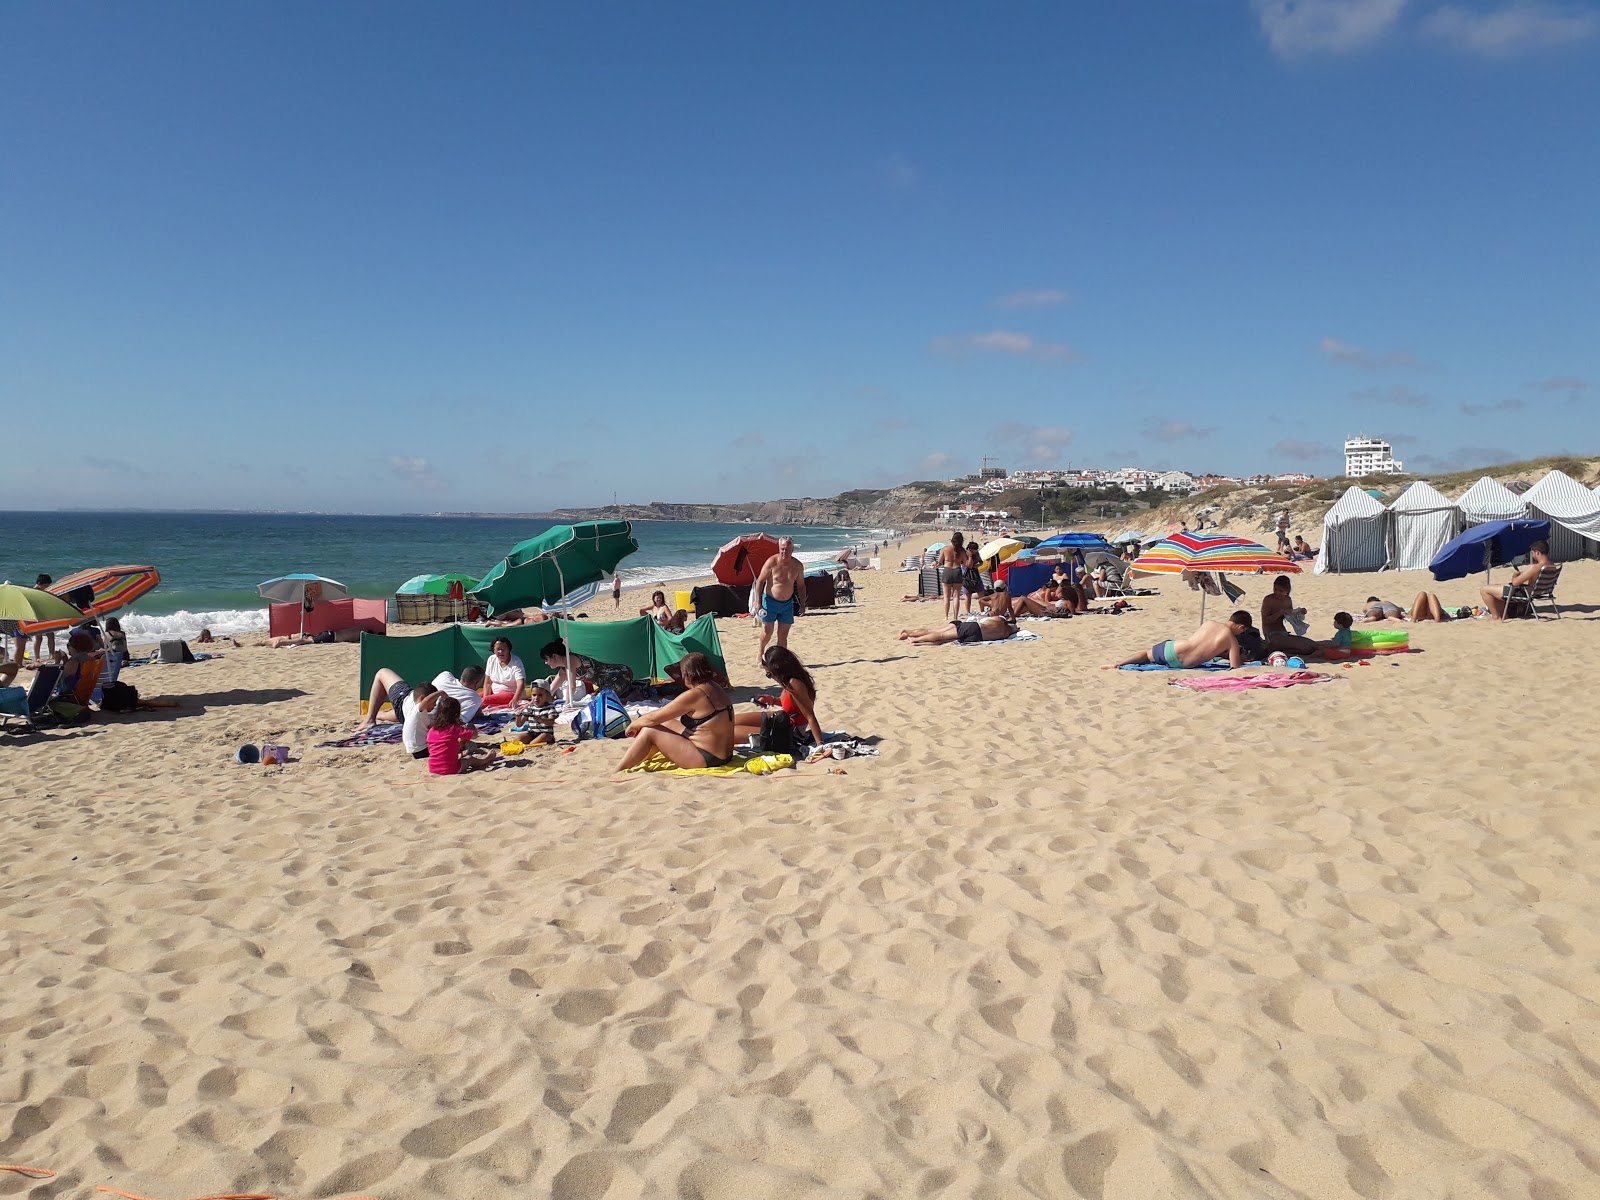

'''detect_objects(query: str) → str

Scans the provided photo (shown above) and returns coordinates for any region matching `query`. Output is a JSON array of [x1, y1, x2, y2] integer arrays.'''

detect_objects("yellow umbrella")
[[977, 537, 1024, 565]]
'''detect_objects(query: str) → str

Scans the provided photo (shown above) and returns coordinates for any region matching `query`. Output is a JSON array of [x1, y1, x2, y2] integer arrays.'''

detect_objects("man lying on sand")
[[898, 610, 1016, 645], [1104, 611, 1254, 669]]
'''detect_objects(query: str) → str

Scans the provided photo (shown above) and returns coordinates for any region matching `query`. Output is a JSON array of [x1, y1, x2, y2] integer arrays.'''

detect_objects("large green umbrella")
[[397, 572, 481, 596], [475, 521, 639, 617]]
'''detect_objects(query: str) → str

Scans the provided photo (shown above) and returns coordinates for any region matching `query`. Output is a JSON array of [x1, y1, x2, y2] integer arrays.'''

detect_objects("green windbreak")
[[652, 614, 725, 676], [358, 614, 726, 698]]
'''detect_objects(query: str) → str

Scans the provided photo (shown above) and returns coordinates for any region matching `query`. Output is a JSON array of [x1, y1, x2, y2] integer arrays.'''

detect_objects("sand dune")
[[3, 543, 1598, 1198]]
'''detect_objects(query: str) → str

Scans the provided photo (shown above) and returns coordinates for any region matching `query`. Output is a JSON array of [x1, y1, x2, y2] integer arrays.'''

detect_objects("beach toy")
[[499, 740, 526, 755], [235, 744, 260, 764], [1267, 652, 1289, 667], [1286, 657, 1306, 669], [1350, 629, 1409, 649]]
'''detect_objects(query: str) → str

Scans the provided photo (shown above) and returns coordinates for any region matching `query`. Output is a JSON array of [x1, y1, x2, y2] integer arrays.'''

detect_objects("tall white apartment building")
[[1344, 435, 1404, 476]]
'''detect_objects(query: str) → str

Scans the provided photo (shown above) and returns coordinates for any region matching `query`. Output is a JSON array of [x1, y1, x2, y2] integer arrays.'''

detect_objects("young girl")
[[426, 695, 497, 775], [104, 617, 130, 671]]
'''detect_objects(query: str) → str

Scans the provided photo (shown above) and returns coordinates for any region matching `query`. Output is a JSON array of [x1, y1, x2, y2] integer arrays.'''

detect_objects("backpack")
[[575, 688, 630, 740], [100, 681, 140, 712], [46, 697, 92, 726], [754, 711, 798, 757]]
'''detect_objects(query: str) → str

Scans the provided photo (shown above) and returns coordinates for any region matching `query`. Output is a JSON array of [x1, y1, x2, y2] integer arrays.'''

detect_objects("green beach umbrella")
[[475, 521, 639, 617], [0, 584, 87, 638], [397, 572, 481, 596]]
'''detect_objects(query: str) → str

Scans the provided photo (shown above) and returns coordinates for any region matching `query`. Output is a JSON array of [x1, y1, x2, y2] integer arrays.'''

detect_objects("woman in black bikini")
[[617, 652, 737, 770]]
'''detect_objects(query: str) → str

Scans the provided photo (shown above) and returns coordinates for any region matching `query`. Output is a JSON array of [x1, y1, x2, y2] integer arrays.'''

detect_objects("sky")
[[2, 0, 1596, 513]]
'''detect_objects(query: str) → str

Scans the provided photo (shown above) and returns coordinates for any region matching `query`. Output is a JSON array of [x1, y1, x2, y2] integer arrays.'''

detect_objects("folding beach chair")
[[1504, 563, 1563, 620], [0, 664, 63, 732]]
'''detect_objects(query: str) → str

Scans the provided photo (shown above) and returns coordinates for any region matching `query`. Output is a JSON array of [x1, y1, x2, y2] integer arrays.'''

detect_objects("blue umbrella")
[[1429, 519, 1550, 582], [1036, 532, 1114, 553]]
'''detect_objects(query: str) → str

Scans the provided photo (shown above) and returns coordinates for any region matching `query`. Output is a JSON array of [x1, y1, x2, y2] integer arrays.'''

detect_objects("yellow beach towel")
[[625, 752, 795, 777]]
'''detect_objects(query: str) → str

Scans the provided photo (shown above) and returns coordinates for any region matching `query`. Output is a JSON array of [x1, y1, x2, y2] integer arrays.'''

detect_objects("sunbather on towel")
[[898, 610, 1016, 645], [1104, 612, 1251, 670], [1358, 596, 1405, 623]]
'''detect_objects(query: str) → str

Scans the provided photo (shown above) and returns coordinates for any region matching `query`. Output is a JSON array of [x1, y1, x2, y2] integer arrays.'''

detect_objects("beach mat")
[[1118, 657, 1231, 672], [957, 629, 1042, 647], [1170, 670, 1337, 692], [624, 751, 795, 777]]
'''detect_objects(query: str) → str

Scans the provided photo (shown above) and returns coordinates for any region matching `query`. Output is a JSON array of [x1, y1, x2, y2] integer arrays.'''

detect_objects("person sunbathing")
[[898, 608, 1016, 645], [1011, 581, 1071, 618], [1104, 612, 1252, 669], [617, 652, 735, 770], [1357, 596, 1405, 623], [1405, 592, 1454, 622]]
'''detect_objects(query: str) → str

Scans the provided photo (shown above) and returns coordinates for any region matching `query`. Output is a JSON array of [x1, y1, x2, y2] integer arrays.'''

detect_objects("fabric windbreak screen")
[[359, 614, 727, 698]]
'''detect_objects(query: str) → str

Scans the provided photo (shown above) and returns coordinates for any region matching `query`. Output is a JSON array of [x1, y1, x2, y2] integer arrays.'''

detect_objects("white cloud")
[[1351, 385, 1431, 406], [1320, 336, 1418, 369], [1527, 375, 1589, 399], [990, 423, 1074, 464], [1144, 420, 1216, 442], [931, 330, 1080, 362], [1423, 2, 1598, 54], [1272, 438, 1328, 460], [993, 289, 1071, 309], [1255, 0, 1408, 55], [1459, 397, 1526, 415], [917, 451, 955, 475], [385, 455, 446, 490]]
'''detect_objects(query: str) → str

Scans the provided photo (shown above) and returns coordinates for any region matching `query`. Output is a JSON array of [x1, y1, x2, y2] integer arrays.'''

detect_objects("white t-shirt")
[[401, 693, 431, 756], [432, 671, 483, 724], [484, 653, 526, 698]]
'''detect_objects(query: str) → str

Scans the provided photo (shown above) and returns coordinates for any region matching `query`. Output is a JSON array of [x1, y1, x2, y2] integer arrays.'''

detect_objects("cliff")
[[543, 483, 954, 529]]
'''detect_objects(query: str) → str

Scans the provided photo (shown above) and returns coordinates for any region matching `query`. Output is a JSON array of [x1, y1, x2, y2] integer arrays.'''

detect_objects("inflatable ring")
[[1350, 629, 1409, 648]]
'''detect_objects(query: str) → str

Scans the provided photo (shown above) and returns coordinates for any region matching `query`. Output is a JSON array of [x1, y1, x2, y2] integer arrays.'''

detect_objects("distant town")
[[930, 435, 1404, 526]]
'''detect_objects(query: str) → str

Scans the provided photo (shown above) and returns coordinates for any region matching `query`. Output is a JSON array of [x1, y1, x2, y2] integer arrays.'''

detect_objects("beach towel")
[[624, 751, 795, 776], [958, 629, 1042, 646], [1118, 657, 1231, 672], [318, 710, 512, 750], [1169, 670, 1336, 692]]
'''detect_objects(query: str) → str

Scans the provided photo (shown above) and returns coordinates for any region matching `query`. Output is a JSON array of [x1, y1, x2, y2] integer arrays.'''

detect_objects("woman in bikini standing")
[[617, 652, 737, 770], [939, 532, 966, 622]]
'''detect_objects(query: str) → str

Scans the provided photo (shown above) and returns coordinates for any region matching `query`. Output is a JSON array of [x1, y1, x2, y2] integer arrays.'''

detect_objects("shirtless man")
[[1104, 611, 1253, 669], [938, 533, 966, 621], [898, 607, 1016, 645], [1480, 539, 1552, 619], [1261, 574, 1318, 657], [754, 536, 806, 663]]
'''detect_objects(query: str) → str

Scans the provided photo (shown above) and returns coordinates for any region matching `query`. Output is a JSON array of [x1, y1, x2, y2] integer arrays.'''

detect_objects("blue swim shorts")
[[762, 595, 796, 625]]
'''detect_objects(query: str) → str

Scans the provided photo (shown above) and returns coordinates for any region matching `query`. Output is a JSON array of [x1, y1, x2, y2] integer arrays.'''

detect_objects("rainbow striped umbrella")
[[1130, 533, 1296, 620], [45, 565, 161, 619]]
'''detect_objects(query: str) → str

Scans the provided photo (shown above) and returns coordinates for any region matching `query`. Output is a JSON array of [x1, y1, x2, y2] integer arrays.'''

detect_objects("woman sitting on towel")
[[735, 646, 825, 749], [618, 652, 735, 770], [482, 636, 526, 709]]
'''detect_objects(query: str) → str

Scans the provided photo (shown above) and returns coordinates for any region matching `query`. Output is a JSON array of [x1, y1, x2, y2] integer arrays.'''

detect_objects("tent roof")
[[1324, 485, 1387, 522], [1523, 469, 1600, 520], [1456, 476, 1526, 519], [1389, 480, 1456, 513]]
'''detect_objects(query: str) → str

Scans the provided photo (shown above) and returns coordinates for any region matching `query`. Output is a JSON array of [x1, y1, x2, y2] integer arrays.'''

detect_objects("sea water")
[[0, 512, 887, 642]]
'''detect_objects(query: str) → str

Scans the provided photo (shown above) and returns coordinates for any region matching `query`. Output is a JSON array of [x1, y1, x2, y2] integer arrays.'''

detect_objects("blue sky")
[[3, 1, 1596, 513]]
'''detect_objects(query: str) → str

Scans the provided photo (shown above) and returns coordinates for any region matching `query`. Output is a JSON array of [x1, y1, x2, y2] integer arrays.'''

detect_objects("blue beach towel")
[[1118, 657, 1232, 672]]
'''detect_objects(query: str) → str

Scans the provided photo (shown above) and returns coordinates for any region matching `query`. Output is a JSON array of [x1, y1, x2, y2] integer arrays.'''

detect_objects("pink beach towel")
[[1169, 669, 1336, 692]]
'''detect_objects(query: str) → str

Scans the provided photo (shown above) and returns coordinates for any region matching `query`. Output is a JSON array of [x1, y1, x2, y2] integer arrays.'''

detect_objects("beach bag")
[[100, 681, 139, 712], [158, 639, 195, 664], [754, 711, 797, 757], [575, 688, 629, 740], [46, 697, 91, 726]]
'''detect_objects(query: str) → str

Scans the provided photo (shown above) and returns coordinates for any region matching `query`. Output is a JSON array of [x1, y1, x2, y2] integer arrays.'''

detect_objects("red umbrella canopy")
[[712, 533, 780, 588]]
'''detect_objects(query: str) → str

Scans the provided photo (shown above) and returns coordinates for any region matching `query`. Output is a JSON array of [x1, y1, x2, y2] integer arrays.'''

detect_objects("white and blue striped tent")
[[1315, 486, 1389, 574], [1386, 481, 1462, 572], [1522, 469, 1600, 562], [1456, 476, 1527, 526]]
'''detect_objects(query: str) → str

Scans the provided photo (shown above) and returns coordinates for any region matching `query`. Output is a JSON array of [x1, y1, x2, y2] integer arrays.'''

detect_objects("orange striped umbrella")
[[34, 565, 161, 625]]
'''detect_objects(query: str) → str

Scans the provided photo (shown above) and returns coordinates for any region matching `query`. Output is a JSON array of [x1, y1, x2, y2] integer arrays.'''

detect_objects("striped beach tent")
[[1314, 486, 1388, 574], [1521, 469, 1600, 561], [1386, 481, 1462, 572], [1456, 476, 1527, 526]]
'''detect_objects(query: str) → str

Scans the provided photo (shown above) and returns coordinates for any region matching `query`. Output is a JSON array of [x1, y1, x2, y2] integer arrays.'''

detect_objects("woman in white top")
[[482, 637, 526, 708]]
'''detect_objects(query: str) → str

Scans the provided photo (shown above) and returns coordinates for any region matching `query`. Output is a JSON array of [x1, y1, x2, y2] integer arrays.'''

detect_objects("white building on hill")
[[1345, 435, 1404, 476]]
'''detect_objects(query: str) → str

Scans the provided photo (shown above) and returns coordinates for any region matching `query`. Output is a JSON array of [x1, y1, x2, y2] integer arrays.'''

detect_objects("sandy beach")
[[4, 538, 1598, 1199]]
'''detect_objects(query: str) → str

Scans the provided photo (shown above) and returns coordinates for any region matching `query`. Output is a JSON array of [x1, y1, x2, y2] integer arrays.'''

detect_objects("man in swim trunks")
[[1479, 539, 1552, 620], [1102, 612, 1251, 670], [897, 609, 1016, 645], [755, 535, 806, 664]]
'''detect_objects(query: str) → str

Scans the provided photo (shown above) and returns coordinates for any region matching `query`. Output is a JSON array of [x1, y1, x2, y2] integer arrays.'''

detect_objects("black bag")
[[101, 681, 139, 712], [755, 711, 798, 756]]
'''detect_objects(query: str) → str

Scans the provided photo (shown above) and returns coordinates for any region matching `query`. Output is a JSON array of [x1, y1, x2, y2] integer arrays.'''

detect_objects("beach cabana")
[[1385, 482, 1461, 572], [358, 614, 725, 705], [1456, 476, 1527, 526], [1521, 470, 1600, 561], [1314, 487, 1389, 574]]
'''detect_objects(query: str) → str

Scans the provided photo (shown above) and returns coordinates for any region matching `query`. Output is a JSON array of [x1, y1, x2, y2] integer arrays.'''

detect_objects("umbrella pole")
[[556, 559, 574, 701]]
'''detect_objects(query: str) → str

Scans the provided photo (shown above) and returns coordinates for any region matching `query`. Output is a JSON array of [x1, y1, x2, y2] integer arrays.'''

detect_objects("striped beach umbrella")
[[1130, 533, 1297, 620], [36, 566, 160, 624]]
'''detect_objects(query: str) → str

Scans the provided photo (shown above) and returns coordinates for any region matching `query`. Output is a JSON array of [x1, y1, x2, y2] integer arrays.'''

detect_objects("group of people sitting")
[[2, 614, 130, 701]]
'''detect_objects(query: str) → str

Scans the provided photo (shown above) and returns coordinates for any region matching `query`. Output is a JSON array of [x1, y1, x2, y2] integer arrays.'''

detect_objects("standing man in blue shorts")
[[754, 536, 805, 666]]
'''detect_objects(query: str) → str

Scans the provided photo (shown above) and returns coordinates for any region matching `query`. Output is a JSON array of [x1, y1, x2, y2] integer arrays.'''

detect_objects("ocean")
[[0, 512, 888, 642]]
